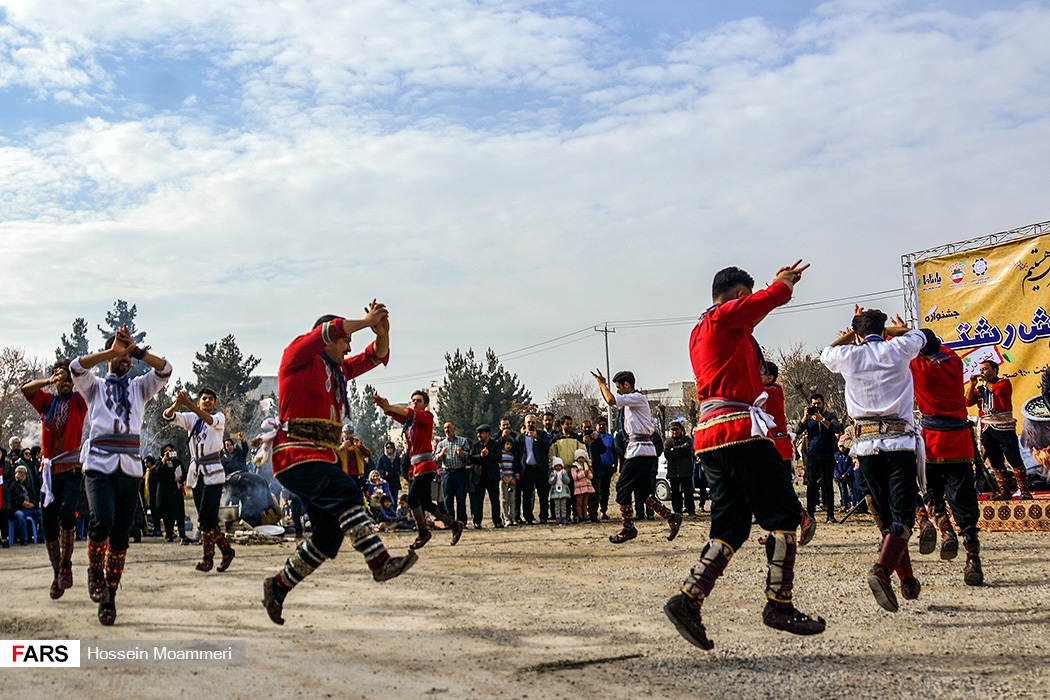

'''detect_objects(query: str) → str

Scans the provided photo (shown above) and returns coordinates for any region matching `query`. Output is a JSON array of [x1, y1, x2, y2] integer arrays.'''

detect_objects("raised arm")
[[591, 369, 616, 406]]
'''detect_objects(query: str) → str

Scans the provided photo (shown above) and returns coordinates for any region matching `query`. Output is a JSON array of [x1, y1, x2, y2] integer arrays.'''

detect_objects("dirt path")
[[5, 512, 1049, 699]]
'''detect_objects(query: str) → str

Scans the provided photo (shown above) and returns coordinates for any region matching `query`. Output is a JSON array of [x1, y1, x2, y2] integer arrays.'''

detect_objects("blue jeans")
[[13, 508, 41, 542], [442, 469, 470, 524]]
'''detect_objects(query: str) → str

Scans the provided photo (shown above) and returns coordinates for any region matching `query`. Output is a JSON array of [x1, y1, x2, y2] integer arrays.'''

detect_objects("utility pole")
[[594, 324, 616, 427]]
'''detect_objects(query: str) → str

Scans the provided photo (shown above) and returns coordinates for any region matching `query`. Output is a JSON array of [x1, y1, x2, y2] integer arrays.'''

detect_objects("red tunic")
[[691, 280, 793, 453], [764, 382, 793, 460], [272, 319, 388, 476], [25, 389, 88, 473], [387, 407, 437, 478], [910, 348, 973, 464]]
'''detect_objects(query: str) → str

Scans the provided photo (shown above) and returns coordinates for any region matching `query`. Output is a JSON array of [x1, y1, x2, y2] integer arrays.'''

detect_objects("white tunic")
[[71, 358, 172, 477], [820, 330, 925, 456], [169, 410, 227, 488], [612, 391, 657, 458]]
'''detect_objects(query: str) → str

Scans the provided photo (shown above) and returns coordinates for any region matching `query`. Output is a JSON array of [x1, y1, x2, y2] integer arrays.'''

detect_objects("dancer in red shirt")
[[664, 261, 825, 651], [374, 390, 463, 549], [911, 329, 984, 585], [261, 303, 417, 626], [965, 360, 1031, 500], [21, 361, 88, 600]]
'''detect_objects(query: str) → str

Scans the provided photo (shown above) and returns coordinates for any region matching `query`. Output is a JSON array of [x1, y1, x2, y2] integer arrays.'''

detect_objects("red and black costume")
[[910, 346, 983, 583], [673, 279, 821, 636], [967, 376, 1030, 498], [262, 318, 415, 625], [24, 387, 87, 599], [383, 406, 461, 549]]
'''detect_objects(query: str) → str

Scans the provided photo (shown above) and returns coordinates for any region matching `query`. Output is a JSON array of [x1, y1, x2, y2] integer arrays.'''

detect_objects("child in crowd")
[[570, 449, 594, 524], [834, 436, 859, 512], [499, 438, 518, 527], [372, 494, 397, 531], [394, 495, 415, 530], [365, 470, 391, 502], [549, 457, 571, 525]]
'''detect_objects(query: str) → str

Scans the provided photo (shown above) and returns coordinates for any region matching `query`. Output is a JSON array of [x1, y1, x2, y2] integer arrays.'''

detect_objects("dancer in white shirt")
[[70, 326, 171, 625], [821, 308, 925, 613], [164, 389, 236, 573]]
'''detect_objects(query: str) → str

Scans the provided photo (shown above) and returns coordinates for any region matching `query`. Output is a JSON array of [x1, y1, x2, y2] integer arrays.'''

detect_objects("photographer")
[[795, 393, 843, 523], [154, 443, 186, 542]]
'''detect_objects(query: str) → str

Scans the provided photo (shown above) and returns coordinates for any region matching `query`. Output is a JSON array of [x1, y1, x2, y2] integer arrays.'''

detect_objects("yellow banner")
[[913, 232, 1050, 417]]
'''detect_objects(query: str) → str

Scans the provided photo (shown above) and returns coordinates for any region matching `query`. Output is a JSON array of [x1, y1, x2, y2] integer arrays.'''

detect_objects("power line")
[[370, 287, 906, 385]]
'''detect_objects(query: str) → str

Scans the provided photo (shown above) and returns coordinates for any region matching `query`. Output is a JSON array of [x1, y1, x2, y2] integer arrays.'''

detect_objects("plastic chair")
[[8, 512, 39, 544]]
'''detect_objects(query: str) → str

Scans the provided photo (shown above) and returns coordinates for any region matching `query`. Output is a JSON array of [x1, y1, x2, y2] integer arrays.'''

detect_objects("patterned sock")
[[45, 539, 61, 578], [104, 549, 127, 594], [645, 495, 674, 520], [212, 527, 233, 555], [681, 539, 734, 602], [992, 467, 1011, 493], [339, 507, 390, 571], [274, 538, 328, 594], [200, 529, 215, 561], [1012, 468, 1030, 493], [87, 538, 107, 581], [935, 512, 955, 537], [764, 531, 797, 606], [59, 527, 76, 571], [619, 504, 635, 530]]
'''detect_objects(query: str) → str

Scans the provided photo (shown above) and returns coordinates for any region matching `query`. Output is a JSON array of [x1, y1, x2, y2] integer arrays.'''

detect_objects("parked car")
[[655, 454, 706, 502]]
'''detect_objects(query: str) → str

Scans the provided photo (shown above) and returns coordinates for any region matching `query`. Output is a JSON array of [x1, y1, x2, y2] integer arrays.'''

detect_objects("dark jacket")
[[469, 438, 502, 482], [221, 439, 250, 475], [795, 411, 843, 458], [376, 453, 403, 490], [518, 429, 551, 472], [582, 431, 609, 476], [664, 434, 694, 478]]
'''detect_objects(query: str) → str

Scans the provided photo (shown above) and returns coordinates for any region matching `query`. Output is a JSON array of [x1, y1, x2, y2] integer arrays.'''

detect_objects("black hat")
[[476, 424, 491, 433]]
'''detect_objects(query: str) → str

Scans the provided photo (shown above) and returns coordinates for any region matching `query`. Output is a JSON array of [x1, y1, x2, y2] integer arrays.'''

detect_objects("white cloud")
[[2, 2, 1050, 401]]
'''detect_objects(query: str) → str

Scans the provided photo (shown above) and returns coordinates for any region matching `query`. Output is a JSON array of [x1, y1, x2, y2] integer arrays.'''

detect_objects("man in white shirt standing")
[[592, 369, 682, 543], [70, 326, 172, 626], [820, 308, 926, 614], [164, 389, 235, 573]]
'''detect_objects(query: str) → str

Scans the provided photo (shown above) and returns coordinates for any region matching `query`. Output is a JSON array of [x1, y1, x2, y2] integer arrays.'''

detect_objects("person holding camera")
[[796, 393, 843, 523], [155, 443, 185, 542]]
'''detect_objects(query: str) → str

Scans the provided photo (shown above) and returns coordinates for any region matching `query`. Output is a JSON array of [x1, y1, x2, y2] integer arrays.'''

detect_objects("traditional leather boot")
[[46, 540, 63, 600], [214, 528, 236, 572], [58, 527, 76, 590], [195, 529, 215, 571], [609, 504, 638, 544], [868, 530, 908, 612], [962, 530, 984, 586], [936, 513, 958, 560]]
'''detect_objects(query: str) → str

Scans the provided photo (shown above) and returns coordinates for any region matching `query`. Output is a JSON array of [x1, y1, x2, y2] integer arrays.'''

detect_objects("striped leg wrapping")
[[764, 531, 797, 604], [105, 549, 127, 593], [645, 495, 673, 519], [46, 540, 62, 577], [276, 538, 328, 591], [935, 513, 955, 537], [682, 539, 734, 602], [339, 507, 389, 569], [87, 538, 107, 577]]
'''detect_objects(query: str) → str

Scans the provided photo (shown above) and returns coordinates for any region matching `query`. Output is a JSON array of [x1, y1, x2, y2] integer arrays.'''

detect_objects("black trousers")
[[594, 472, 613, 514], [85, 470, 141, 551], [616, 455, 658, 507], [192, 481, 224, 532], [41, 469, 82, 541], [857, 450, 918, 535], [805, 454, 836, 516], [670, 473, 696, 515], [702, 439, 802, 550], [471, 473, 502, 526], [924, 461, 979, 531], [408, 471, 447, 517], [155, 473, 182, 539], [982, 427, 1026, 480], [520, 466, 549, 523], [277, 460, 367, 559]]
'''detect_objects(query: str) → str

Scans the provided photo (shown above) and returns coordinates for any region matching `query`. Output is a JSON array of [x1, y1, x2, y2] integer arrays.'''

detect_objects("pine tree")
[[437, 348, 531, 431], [55, 317, 90, 362], [188, 334, 263, 434], [346, 380, 396, 453], [97, 300, 149, 378]]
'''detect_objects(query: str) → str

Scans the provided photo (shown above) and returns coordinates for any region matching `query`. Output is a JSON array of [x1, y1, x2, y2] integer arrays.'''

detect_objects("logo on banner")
[[949, 263, 966, 285], [972, 257, 988, 276], [920, 271, 942, 289]]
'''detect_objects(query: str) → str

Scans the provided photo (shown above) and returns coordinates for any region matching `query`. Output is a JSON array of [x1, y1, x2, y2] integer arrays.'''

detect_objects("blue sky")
[[2, 0, 1049, 405]]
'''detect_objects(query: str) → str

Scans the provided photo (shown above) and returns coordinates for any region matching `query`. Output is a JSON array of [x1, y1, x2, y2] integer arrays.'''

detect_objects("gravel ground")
[[4, 506, 1049, 699]]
